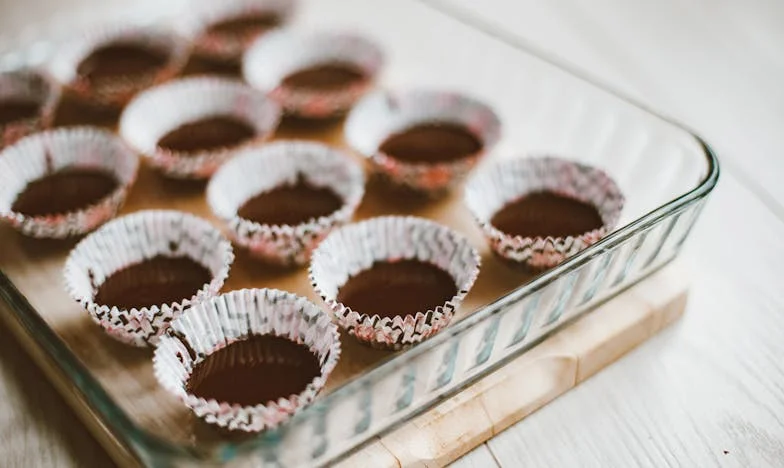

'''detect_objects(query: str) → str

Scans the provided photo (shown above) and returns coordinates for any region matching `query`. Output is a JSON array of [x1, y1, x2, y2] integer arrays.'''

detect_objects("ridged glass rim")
[[0, 7, 720, 467]]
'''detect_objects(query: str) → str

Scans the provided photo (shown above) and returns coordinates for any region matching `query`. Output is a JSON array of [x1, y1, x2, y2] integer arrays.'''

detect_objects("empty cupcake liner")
[[64, 210, 234, 347], [0, 69, 60, 148], [179, 0, 296, 63], [464, 155, 625, 270], [153, 288, 340, 432], [0, 127, 139, 238], [243, 30, 384, 118], [120, 76, 281, 179], [344, 89, 501, 193], [310, 216, 481, 349], [48, 25, 190, 107], [207, 140, 365, 266]]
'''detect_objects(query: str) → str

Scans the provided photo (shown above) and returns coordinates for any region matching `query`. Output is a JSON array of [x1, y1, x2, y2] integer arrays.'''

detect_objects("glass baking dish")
[[0, 0, 718, 466]]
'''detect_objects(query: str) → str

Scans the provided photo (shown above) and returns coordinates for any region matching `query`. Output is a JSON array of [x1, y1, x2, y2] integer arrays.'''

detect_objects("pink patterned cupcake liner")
[[243, 30, 384, 118], [179, 0, 296, 63], [48, 25, 190, 108], [153, 288, 341, 432], [64, 210, 234, 347], [0, 69, 60, 148], [0, 127, 139, 238], [119, 76, 281, 179], [207, 140, 365, 266], [310, 216, 481, 350], [344, 89, 501, 193], [464, 155, 625, 270]]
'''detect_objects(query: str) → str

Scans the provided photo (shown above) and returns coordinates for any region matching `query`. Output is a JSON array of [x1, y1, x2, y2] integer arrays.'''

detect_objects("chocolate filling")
[[11, 168, 119, 217], [379, 123, 482, 164], [77, 43, 169, 82], [491, 191, 604, 239], [337, 260, 457, 319], [94, 255, 212, 310], [281, 64, 366, 91], [205, 13, 282, 38], [0, 99, 40, 126], [237, 178, 343, 226], [157, 116, 256, 153], [187, 335, 321, 407]]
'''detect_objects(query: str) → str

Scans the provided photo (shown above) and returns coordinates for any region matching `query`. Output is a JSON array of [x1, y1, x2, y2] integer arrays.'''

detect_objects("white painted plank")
[[450, 445, 499, 468]]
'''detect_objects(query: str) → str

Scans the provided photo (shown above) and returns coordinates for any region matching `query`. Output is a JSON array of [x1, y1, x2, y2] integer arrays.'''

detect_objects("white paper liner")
[[178, 0, 296, 63], [120, 76, 281, 179], [243, 30, 384, 118], [48, 24, 190, 107], [153, 288, 341, 432], [0, 127, 139, 238], [63, 210, 235, 347], [464, 155, 625, 270], [310, 216, 481, 349], [207, 140, 365, 266], [344, 89, 502, 193], [0, 69, 60, 148]]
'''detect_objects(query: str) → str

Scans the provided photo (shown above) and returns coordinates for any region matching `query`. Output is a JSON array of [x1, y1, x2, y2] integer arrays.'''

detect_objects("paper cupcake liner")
[[153, 288, 340, 432], [464, 155, 625, 270], [310, 216, 481, 349], [179, 0, 296, 63], [0, 70, 60, 148], [64, 210, 234, 347], [344, 89, 501, 193], [48, 25, 190, 107], [243, 30, 384, 118], [120, 76, 281, 179], [207, 140, 365, 266], [0, 127, 139, 238]]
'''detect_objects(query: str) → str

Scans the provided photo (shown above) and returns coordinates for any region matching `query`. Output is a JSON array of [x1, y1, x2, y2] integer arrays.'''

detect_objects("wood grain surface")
[[0, 0, 781, 467]]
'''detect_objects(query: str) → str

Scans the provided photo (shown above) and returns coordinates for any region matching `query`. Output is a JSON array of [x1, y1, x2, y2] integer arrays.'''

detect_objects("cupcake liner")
[[153, 288, 341, 432], [0, 127, 139, 238], [48, 25, 190, 107], [344, 89, 501, 193], [464, 155, 625, 270], [207, 140, 365, 266], [179, 0, 296, 63], [120, 77, 281, 179], [0, 69, 60, 148], [310, 216, 481, 349], [64, 210, 235, 347], [243, 30, 384, 118]]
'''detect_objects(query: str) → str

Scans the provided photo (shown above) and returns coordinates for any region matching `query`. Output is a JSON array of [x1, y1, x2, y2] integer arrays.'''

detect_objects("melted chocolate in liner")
[[337, 260, 457, 319], [77, 43, 169, 82], [379, 123, 482, 164], [0, 99, 40, 126], [491, 191, 604, 239], [11, 168, 119, 217], [187, 335, 321, 407], [206, 13, 282, 38], [157, 116, 256, 153], [282, 64, 366, 91], [237, 178, 343, 226], [94, 255, 212, 310]]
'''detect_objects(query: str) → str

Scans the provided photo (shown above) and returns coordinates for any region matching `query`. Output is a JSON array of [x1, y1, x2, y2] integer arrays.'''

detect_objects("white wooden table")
[[0, 0, 783, 466]]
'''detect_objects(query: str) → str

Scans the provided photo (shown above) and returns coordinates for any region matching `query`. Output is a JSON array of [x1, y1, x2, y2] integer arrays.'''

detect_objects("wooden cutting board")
[[337, 261, 687, 467]]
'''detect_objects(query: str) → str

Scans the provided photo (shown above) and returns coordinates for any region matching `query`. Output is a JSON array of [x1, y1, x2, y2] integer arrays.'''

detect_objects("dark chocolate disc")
[[491, 191, 604, 239], [11, 168, 119, 217], [237, 178, 342, 226], [157, 116, 256, 153], [94, 255, 212, 310], [77, 43, 169, 82], [0, 99, 40, 126], [379, 123, 482, 164], [282, 64, 366, 91], [187, 335, 321, 407], [337, 259, 457, 318], [205, 13, 282, 38]]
